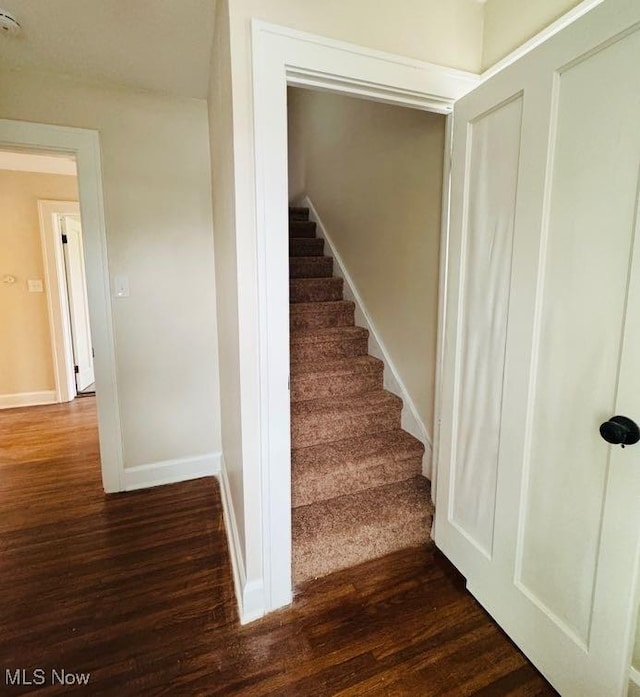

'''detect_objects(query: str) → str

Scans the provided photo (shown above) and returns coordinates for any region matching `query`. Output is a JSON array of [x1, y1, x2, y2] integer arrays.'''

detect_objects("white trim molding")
[[0, 119, 123, 493], [260, 22, 481, 113], [250, 21, 481, 616], [0, 391, 57, 410], [302, 197, 433, 478], [122, 452, 221, 491], [217, 461, 265, 624]]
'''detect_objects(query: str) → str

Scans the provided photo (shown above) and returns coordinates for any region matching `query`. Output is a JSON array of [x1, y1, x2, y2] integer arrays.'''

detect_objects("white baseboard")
[[217, 459, 265, 624], [0, 390, 57, 410], [302, 196, 433, 479], [122, 452, 221, 491]]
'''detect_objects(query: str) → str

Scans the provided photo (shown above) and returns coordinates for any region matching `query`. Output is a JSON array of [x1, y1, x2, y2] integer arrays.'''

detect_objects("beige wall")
[[209, 0, 247, 564], [0, 170, 78, 396], [0, 69, 221, 468], [288, 88, 445, 438], [481, 0, 584, 69]]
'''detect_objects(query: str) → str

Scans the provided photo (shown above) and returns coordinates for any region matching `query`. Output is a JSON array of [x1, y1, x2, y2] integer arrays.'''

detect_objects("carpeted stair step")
[[290, 277, 343, 303], [291, 356, 383, 402], [289, 256, 333, 279], [290, 326, 369, 363], [289, 206, 309, 220], [290, 237, 324, 257], [291, 390, 402, 448], [290, 300, 354, 331], [292, 476, 433, 584], [290, 220, 316, 238], [292, 430, 425, 507]]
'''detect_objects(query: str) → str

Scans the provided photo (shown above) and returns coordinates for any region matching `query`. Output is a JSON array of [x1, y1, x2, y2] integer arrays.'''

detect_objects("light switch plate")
[[27, 279, 44, 293], [114, 275, 130, 298]]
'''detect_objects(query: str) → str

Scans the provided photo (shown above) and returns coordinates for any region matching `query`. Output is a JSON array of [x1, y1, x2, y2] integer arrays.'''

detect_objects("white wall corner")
[[216, 458, 265, 624], [122, 452, 221, 491], [0, 391, 57, 410], [302, 196, 433, 479]]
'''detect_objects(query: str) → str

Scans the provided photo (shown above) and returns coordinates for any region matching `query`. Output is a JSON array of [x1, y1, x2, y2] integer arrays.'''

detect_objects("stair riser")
[[289, 221, 316, 237], [292, 456, 422, 508], [292, 477, 432, 584], [290, 238, 324, 257], [290, 336, 369, 363], [293, 512, 431, 584], [290, 278, 343, 303], [290, 305, 354, 331], [291, 366, 383, 403], [291, 403, 401, 448], [289, 257, 333, 278], [289, 207, 309, 221]]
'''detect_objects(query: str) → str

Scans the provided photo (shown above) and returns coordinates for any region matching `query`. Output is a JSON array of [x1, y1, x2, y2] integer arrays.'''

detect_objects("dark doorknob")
[[599, 416, 640, 447]]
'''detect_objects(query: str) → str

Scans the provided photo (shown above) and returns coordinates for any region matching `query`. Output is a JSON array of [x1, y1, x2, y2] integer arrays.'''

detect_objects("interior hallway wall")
[[208, 0, 248, 568], [0, 69, 221, 469]]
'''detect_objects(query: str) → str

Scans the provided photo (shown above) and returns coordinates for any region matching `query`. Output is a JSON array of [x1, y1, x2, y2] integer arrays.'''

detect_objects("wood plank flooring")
[[0, 398, 557, 696]]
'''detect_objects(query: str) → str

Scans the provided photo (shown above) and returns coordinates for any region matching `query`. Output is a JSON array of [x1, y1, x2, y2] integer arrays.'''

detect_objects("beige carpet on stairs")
[[289, 205, 434, 585]]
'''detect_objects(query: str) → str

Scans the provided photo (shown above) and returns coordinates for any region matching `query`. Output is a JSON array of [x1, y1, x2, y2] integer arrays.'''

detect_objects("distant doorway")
[[38, 199, 95, 401]]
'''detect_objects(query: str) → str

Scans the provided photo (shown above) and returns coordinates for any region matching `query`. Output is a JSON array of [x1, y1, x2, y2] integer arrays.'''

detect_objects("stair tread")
[[292, 430, 424, 508], [289, 223, 316, 238], [289, 277, 341, 285], [292, 477, 432, 582], [290, 300, 354, 312], [289, 238, 324, 256], [291, 389, 401, 418], [290, 326, 368, 342], [290, 277, 343, 303], [291, 355, 382, 377], [292, 429, 424, 467], [289, 257, 333, 279]]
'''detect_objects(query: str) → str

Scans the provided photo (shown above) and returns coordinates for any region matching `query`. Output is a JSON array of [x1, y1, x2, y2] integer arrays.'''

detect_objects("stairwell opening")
[[286, 86, 447, 585]]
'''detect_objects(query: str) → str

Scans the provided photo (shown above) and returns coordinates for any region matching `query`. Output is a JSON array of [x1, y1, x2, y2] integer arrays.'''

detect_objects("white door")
[[435, 0, 640, 695], [61, 215, 95, 392]]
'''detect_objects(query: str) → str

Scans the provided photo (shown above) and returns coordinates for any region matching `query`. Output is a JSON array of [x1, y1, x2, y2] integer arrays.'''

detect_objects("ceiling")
[[0, 0, 215, 99], [0, 149, 77, 175]]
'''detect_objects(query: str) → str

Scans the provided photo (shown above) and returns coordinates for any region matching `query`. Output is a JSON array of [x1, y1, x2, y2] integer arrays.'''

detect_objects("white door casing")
[[435, 1, 640, 695], [61, 215, 95, 392], [250, 21, 480, 616]]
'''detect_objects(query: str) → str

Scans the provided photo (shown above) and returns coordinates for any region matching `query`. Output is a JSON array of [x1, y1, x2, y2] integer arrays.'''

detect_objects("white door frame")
[[250, 21, 480, 613], [38, 200, 83, 403], [0, 120, 123, 493]]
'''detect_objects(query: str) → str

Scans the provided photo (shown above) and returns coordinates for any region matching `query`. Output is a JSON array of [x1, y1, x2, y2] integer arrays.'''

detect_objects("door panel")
[[62, 216, 94, 392], [451, 95, 523, 558], [436, 1, 640, 694], [517, 28, 640, 645]]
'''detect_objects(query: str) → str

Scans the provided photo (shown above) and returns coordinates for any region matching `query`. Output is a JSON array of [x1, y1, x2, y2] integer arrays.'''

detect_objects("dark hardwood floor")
[[0, 398, 557, 696]]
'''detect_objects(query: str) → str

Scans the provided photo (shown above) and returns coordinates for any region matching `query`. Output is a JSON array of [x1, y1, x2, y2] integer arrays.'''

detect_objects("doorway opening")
[[38, 196, 96, 402], [0, 119, 123, 493], [285, 85, 446, 586], [0, 148, 95, 407]]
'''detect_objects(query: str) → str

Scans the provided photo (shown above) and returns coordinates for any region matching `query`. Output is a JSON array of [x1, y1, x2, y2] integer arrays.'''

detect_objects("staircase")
[[289, 205, 433, 585]]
